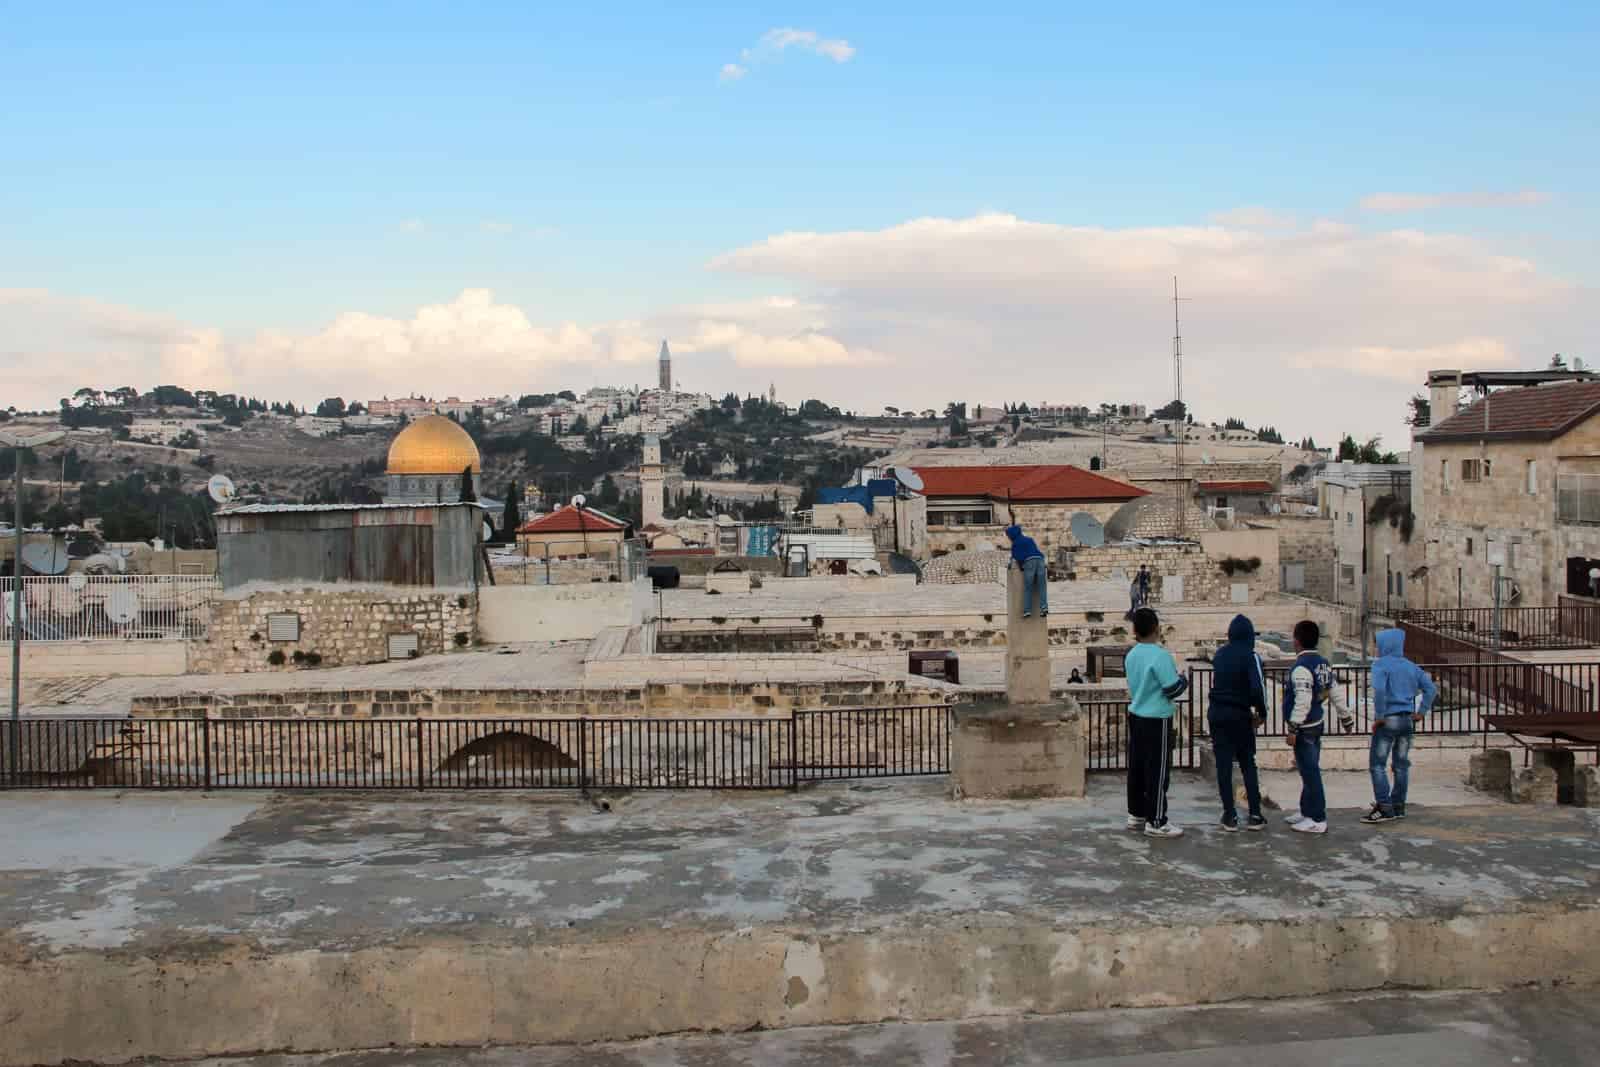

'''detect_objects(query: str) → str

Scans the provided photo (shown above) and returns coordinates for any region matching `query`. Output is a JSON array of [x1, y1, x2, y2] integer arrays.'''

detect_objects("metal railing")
[[0, 575, 219, 642], [1, 707, 954, 790], [1395, 606, 1600, 651]]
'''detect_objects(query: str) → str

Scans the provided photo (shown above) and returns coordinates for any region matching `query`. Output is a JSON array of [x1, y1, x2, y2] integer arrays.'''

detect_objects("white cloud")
[[398, 219, 426, 234], [721, 27, 855, 82], [0, 288, 883, 412], [709, 212, 1584, 443], [1208, 206, 1297, 230], [4, 211, 1587, 446], [1358, 190, 1551, 213]]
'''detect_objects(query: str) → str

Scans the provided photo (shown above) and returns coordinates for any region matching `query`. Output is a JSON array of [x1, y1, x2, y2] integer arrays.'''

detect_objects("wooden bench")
[[1484, 713, 1600, 765]]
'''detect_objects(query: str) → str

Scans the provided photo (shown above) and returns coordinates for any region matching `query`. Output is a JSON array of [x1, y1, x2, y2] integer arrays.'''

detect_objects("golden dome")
[[386, 414, 481, 476]]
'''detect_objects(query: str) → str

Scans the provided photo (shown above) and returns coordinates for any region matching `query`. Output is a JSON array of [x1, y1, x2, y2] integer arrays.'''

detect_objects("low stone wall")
[[0, 640, 188, 681], [188, 586, 478, 674], [478, 580, 646, 643]]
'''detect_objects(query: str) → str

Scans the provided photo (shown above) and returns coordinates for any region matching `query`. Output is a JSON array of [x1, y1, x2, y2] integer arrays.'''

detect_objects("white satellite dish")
[[105, 588, 140, 625], [572, 494, 587, 509], [889, 466, 925, 492], [67, 572, 88, 591], [481, 520, 494, 542], [207, 474, 237, 505]]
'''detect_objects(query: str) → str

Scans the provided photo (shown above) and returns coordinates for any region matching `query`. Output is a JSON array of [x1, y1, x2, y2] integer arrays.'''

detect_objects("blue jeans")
[[1021, 556, 1048, 616], [1293, 728, 1326, 823], [1370, 714, 1415, 814]]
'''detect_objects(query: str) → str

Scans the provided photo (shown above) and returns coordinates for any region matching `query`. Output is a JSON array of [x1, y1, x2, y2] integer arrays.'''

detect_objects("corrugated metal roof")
[[218, 502, 485, 515], [784, 533, 877, 559]]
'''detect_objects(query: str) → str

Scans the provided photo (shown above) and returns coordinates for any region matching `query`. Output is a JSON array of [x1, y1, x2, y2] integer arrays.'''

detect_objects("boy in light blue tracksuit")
[[1005, 524, 1048, 618], [1361, 629, 1438, 824]]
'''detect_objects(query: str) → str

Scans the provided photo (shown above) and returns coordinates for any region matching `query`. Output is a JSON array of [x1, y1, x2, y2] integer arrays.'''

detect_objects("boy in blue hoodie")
[[1361, 628, 1438, 824], [1207, 614, 1268, 832], [1005, 524, 1048, 618]]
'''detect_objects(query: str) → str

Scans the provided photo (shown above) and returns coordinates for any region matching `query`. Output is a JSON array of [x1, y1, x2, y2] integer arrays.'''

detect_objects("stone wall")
[[188, 586, 478, 675], [478, 580, 645, 644], [1255, 517, 1336, 602], [0, 640, 188, 681], [926, 500, 1130, 559], [1067, 542, 1255, 605]]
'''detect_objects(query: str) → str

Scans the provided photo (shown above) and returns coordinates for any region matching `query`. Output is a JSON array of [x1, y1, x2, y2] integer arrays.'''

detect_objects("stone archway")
[[435, 730, 579, 786]]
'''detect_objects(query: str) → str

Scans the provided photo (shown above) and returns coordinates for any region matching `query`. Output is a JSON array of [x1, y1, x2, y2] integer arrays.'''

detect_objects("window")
[[1558, 473, 1600, 524], [1340, 564, 1356, 585], [1466, 537, 1474, 556], [1346, 512, 1354, 525], [1441, 459, 1450, 494], [1527, 460, 1538, 495], [1386, 570, 1394, 595], [1461, 459, 1483, 483], [1396, 572, 1405, 595]]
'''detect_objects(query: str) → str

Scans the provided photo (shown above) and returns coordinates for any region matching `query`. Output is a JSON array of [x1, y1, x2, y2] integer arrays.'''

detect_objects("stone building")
[[912, 465, 1147, 556], [1415, 379, 1600, 608], [516, 505, 630, 561], [1321, 468, 1416, 614]]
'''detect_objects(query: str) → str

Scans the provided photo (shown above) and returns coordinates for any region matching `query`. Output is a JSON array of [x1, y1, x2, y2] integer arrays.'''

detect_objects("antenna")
[[1172, 276, 1190, 537]]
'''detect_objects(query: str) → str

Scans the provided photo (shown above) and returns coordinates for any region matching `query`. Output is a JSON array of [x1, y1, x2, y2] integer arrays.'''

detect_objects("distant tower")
[[769, 382, 777, 405], [641, 433, 665, 527], [658, 340, 672, 394]]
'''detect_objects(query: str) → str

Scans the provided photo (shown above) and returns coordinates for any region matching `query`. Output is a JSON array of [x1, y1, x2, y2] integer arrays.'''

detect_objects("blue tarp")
[[817, 480, 900, 515]]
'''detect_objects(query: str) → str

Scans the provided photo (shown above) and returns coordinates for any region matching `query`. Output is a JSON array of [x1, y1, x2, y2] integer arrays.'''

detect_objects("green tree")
[[316, 397, 347, 418], [500, 481, 522, 539]]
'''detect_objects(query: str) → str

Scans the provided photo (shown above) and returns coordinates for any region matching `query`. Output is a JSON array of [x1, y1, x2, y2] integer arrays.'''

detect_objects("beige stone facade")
[[1418, 415, 1600, 608], [189, 587, 479, 674], [926, 500, 1130, 558]]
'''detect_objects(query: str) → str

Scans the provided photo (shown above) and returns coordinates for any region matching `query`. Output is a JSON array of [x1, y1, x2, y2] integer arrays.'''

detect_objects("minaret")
[[658, 340, 672, 394], [641, 433, 665, 527]]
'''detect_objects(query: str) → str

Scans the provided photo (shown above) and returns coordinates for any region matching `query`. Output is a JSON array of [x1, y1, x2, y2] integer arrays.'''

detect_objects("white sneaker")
[[1126, 815, 1145, 831], [1283, 812, 1307, 826], [1144, 821, 1184, 839], [1291, 819, 1328, 834]]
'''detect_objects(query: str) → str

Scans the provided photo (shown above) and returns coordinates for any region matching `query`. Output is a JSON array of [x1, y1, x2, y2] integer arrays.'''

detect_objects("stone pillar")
[[1467, 749, 1512, 798], [1511, 765, 1558, 805], [1574, 765, 1600, 808], [1534, 749, 1577, 805], [952, 699, 1086, 800], [1006, 566, 1050, 705]]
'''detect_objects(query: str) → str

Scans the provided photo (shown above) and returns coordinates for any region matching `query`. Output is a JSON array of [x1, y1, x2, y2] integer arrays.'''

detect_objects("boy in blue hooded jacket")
[[1361, 628, 1438, 824], [1207, 614, 1268, 832], [1005, 524, 1048, 618]]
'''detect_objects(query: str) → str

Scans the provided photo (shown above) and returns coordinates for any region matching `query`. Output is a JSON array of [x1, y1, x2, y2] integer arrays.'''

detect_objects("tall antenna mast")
[[1173, 276, 1187, 538]]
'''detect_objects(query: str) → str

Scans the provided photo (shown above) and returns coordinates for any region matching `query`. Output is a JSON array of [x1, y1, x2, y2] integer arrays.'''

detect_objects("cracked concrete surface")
[[2, 775, 1598, 1064]]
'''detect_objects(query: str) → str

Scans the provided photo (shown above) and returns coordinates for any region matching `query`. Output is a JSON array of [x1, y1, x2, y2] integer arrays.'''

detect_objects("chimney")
[[1426, 369, 1462, 427]]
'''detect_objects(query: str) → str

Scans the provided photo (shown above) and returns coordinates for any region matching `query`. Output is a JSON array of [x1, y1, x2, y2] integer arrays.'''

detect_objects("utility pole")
[[1172, 277, 1188, 538]]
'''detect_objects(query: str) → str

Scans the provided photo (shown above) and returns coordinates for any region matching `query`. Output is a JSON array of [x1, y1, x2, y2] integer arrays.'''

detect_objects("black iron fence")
[[1394, 606, 1600, 651], [0, 707, 953, 791]]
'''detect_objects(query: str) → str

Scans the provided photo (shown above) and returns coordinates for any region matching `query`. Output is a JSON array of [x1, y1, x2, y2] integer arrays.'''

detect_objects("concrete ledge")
[[5, 906, 1598, 1064]]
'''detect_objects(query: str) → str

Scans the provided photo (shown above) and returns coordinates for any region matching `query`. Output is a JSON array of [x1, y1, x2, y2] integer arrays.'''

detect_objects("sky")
[[2, 1, 1596, 449]]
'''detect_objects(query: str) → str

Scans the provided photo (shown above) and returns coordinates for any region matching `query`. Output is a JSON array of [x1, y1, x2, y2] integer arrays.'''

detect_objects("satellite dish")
[[20, 542, 69, 576], [1069, 512, 1106, 548], [481, 520, 494, 542], [572, 494, 587, 509], [207, 474, 237, 505], [68, 572, 88, 591], [1103, 499, 1145, 543], [890, 466, 925, 492], [105, 588, 140, 625]]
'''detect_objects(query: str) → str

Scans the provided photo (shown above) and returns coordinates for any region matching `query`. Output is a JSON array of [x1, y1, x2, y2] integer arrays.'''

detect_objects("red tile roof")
[[911, 465, 1147, 503], [1199, 481, 1276, 493], [516, 506, 628, 534], [1418, 382, 1600, 443]]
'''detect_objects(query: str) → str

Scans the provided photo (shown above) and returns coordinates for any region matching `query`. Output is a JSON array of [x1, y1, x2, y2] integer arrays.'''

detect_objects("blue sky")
[[2, 2, 1595, 445]]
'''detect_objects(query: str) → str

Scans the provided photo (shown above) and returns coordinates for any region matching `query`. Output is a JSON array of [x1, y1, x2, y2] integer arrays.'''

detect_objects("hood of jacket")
[[1227, 614, 1255, 645], [1376, 628, 1405, 658], [1005, 524, 1023, 543]]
